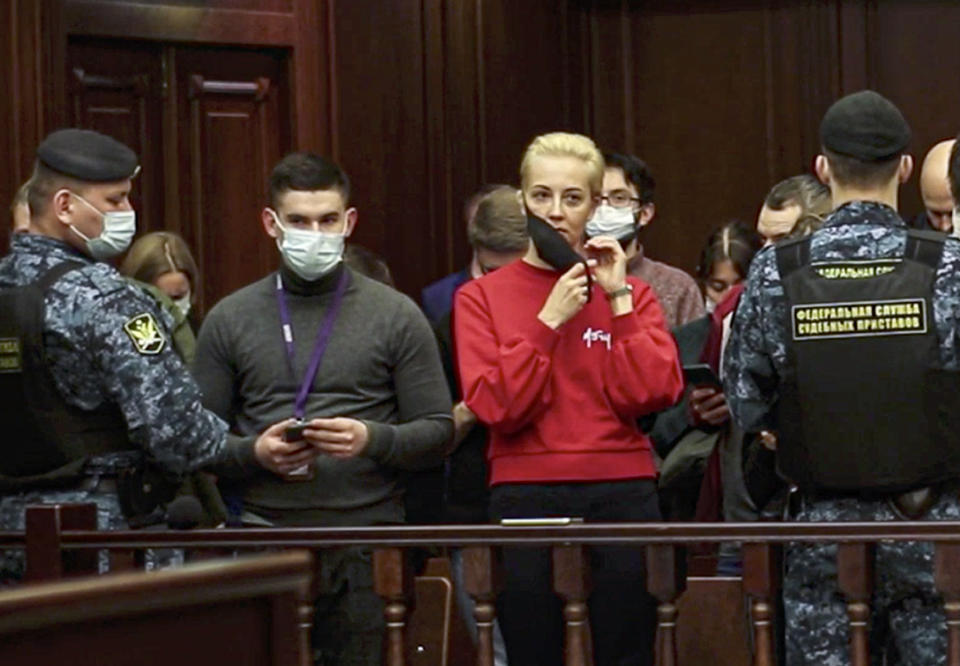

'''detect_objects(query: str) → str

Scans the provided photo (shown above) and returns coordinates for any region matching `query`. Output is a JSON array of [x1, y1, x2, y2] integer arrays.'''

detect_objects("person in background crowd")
[[455, 131, 682, 666], [756, 174, 831, 245], [421, 183, 514, 325], [587, 151, 704, 328], [0, 129, 280, 581], [193, 151, 453, 666], [120, 231, 201, 365], [697, 220, 764, 311], [911, 139, 956, 233], [121, 232, 199, 322], [10, 181, 31, 234], [652, 221, 763, 523], [344, 243, 395, 287], [420, 186, 528, 666], [726, 90, 960, 664]]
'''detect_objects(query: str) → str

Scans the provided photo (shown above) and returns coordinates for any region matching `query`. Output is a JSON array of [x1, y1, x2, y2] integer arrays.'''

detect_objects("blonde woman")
[[454, 132, 683, 665], [121, 231, 199, 322]]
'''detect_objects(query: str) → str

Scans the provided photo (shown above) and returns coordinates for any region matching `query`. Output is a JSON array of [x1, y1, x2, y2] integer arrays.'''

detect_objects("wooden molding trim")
[[64, 0, 297, 46]]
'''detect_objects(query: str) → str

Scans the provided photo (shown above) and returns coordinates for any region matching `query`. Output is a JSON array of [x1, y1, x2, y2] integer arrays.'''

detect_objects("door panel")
[[67, 39, 164, 234], [175, 47, 291, 314]]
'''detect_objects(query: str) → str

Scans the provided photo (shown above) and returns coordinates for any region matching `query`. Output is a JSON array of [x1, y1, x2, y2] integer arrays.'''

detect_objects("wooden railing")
[[5, 507, 960, 666]]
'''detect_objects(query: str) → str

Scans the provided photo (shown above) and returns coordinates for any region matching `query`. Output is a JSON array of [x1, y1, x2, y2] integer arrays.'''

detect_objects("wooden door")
[[66, 38, 165, 234], [65, 40, 292, 315], [173, 46, 291, 314]]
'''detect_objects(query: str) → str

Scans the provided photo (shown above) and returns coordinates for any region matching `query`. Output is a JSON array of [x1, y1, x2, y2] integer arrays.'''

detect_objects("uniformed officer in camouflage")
[[725, 91, 960, 664], [0, 129, 291, 582]]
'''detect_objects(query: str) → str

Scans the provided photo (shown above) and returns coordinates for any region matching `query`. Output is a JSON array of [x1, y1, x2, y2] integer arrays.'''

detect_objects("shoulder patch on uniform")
[[123, 312, 167, 355], [0, 338, 22, 373]]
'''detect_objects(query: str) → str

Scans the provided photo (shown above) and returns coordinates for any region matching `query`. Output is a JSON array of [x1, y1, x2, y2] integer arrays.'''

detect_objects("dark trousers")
[[489, 479, 661, 666], [312, 547, 385, 666]]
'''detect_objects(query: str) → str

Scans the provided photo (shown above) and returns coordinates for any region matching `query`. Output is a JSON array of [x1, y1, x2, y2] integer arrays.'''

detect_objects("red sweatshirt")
[[454, 260, 684, 486]]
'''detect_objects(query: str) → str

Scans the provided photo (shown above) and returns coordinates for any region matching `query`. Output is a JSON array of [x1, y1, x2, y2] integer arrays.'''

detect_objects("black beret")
[[820, 90, 910, 162], [36, 128, 139, 182]]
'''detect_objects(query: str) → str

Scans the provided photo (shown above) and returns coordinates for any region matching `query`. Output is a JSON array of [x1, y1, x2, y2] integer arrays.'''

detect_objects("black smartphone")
[[682, 363, 722, 388], [283, 420, 307, 443]]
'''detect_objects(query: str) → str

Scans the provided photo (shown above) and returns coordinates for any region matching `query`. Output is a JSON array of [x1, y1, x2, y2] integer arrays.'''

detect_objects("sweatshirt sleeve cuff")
[[212, 433, 259, 478], [611, 309, 644, 338], [521, 317, 560, 357], [362, 420, 395, 463]]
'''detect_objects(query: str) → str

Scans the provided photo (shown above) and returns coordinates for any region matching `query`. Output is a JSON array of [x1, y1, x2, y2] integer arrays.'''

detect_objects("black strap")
[[904, 229, 946, 270], [775, 236, 811, 279], [33, 262, 85, 292]]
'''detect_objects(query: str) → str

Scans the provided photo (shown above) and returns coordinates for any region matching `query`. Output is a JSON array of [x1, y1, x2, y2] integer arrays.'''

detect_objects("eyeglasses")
[[599, 192, 642, 209]]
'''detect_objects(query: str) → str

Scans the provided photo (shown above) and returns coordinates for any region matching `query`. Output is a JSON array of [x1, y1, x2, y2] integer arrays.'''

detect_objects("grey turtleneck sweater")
[[193, 263, 453, 526]]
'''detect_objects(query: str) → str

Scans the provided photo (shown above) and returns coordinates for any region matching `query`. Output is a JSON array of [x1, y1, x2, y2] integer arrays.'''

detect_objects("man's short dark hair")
[[603, 152, 655, 204], [464, 183, 513, 223], [269, 152, 350, 208], [823, 148, 901, 190], [344, 244, 394, 287], [27, 162, 87, 217], [469, 188, 527, 253], [949, 136, 960, 205], [764, 174, 831, 217]]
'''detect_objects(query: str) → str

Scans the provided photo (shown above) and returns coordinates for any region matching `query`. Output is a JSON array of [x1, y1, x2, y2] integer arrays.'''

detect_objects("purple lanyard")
[[275, 270, 350, 420]]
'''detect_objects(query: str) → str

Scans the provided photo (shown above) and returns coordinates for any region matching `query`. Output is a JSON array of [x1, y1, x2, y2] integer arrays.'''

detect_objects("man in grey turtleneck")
[[193, 152, 453, 666]]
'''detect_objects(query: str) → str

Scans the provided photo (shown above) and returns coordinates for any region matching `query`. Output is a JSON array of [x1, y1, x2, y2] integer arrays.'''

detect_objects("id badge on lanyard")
[[275, 270, 350, 480]]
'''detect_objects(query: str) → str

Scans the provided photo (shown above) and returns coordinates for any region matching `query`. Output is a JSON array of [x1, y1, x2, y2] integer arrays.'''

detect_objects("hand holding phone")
[[682, 363, 722, 389]]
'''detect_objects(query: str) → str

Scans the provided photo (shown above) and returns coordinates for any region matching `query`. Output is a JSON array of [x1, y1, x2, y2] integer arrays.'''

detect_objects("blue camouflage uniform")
[[724, 201, 960, 665], [0, 233, 235, 581]]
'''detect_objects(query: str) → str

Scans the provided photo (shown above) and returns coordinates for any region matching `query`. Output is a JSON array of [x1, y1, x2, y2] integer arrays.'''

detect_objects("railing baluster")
[[463, 546, 499, 666], [837, 542, 874, 666], [646, 544, 685, 666], [741, 542, 781, 666], [374, 547, 412, 666], [935, 542, 960, 666], [24, 504, 97, 581], [553, 544, 592, 666]]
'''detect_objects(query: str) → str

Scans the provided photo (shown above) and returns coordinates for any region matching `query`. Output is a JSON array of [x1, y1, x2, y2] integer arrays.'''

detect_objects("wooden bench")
[[0, 550, 313, 666]]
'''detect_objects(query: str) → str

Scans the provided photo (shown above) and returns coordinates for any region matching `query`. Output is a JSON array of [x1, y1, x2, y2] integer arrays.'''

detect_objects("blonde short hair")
[[120, 232, 199, 291], [519, 132, 605, 194]]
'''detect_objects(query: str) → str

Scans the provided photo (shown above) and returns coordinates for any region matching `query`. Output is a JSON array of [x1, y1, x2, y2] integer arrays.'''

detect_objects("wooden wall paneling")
[[2, 0, 66, 253], [0, 3, 18, 254], [67, 39, 165, 234], [760, 2, 838, 187], [618, 2, 772, 276], [868, 1, 960, 220], [177, 47, 291, 313], [423, 0, 453, 277], [478, 0, 586, 187], [161, 46, 182, 235], [583, 0, 634, 154], [440, 0, 483, 275], [291, 0, 328, 153], [330, 0, 432, 297]]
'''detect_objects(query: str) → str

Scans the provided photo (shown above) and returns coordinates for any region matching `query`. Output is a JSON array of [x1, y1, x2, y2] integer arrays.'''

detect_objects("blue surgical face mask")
[[269, 209, 345, 281], [585, 203, 636, 241], [952, 209, 960, 239], [64, 191, 136, 260]]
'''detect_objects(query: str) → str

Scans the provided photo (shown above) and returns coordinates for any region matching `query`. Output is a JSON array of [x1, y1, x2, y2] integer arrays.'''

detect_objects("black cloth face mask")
[[526, 213, 592, 301]]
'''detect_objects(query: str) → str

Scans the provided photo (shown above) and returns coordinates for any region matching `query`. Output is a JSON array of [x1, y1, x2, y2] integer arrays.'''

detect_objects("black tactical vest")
[[774, 229, 960, 494], [0, 262, 130, 491]]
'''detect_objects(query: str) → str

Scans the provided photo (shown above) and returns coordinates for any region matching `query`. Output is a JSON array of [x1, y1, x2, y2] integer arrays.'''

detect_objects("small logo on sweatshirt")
[[582, 327, 611, 350]]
